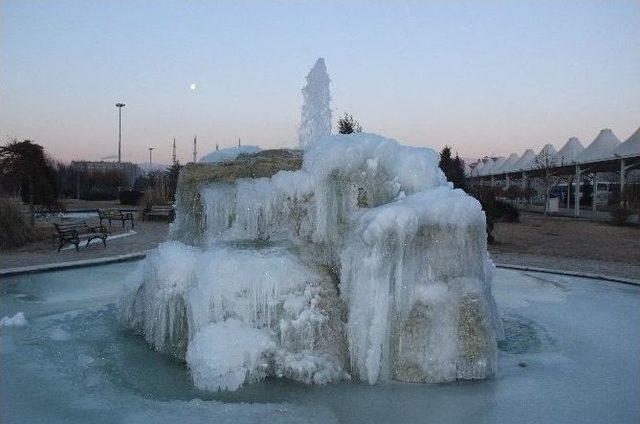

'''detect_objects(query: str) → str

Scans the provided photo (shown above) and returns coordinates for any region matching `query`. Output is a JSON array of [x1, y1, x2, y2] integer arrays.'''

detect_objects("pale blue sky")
[[2, 0, 639, 164]]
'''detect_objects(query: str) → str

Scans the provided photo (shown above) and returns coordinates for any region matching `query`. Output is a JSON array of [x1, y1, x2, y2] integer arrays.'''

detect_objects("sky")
[[1, 1, 639, 164]]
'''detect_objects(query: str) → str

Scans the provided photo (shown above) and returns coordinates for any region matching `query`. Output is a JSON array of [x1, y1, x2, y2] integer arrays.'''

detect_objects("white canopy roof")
[[486, 157, 507, 175], [479, 158, 495, 176], [464, 162, 472, 176], [553, 137, 584, 165], [538, 144, 557, 157], [613, 127, 640, 158], [499, 153, 520, 173], [470, 160, 484, 177], [575, 129, 621, 163], [511, 149, 536, 171], [534, 144, 558, 167]]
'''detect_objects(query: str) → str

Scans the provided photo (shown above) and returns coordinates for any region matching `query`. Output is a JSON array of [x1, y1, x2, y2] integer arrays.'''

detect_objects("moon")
[[189, 83, 197, 91]]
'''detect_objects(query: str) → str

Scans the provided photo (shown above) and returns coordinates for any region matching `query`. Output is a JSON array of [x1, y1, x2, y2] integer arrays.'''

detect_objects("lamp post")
[[116, 103, 126, 163], [148, 147, 154, 171]]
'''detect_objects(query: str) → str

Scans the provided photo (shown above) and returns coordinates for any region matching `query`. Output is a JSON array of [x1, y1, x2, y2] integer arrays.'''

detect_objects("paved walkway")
[[491, 252, 640, 281], [1, 219, 169, 270]]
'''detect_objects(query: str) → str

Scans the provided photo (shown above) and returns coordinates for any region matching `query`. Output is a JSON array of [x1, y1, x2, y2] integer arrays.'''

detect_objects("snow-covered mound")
[[200, 145, 261, 164], [122, 132, 500, 391]]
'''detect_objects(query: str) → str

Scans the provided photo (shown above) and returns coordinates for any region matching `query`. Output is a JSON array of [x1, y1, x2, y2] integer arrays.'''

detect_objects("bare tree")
[[533, 149, 566, 215]]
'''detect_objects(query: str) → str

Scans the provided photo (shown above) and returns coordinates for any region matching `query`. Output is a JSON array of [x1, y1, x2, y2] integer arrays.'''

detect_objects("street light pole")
[[116, 103, 126, 163], [148, 147, 154, 171]]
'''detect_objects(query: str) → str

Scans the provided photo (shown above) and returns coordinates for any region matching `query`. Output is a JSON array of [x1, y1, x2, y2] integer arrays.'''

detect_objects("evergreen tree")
[[165, 161, 183, 201], [337, 113, 363, 134], [438, 146, 468, 191], [0, 139, 60, 227]]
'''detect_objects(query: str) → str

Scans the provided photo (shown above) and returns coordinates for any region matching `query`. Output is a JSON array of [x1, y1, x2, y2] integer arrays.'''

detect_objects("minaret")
[[172, 138, 177, 165], [215, 143, 219, 151], [238, 138, 241, 147], [192, 135, 197, 163]]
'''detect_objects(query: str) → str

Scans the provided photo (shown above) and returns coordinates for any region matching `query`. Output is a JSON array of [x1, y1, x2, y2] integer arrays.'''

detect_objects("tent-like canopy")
[[484, 157, 505, 176], [478, 158, 495, 176], [498, 153, 520, 173], [553, 137, 584, 166], [511, 149, 536, 171], [575, 129, 621, 163], [470, 160, 485, 177], [535, 144, 558, 167], [613, 127, 640, 158]]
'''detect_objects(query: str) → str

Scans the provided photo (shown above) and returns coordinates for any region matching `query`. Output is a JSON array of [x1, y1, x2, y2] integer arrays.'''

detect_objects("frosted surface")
[[2, 264, 638, 423], [124, 132, 500, 391]]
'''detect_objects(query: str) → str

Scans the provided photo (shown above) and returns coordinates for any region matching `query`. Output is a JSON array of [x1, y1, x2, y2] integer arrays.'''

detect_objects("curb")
[[0, 252, 148, 278], [2, 253, 638, 287], [494, 263, 640, 286]]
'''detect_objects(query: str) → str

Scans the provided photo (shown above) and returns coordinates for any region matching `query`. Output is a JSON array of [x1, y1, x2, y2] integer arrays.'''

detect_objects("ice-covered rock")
[[1, 312, 28, 327], [123, 132, 499, 391]]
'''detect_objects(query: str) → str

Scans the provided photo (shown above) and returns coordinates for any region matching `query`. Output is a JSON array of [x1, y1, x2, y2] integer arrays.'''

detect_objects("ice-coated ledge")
[[123, 133, 501, 391]]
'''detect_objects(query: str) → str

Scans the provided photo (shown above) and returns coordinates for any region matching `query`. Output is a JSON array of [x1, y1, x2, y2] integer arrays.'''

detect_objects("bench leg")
[[102, 237, 107, 248], [131, 218, 134, 229], [58, 238, 77, 252], [74, 239, 80, 252]]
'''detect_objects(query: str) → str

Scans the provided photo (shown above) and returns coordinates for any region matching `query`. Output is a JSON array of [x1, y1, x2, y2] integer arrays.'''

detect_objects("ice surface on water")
[[124, 132, 499, 390], [2, 263, 639, 423]]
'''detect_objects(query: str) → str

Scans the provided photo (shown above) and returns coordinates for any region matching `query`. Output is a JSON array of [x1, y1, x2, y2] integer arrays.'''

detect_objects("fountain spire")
[[298, 58, 332, 149]]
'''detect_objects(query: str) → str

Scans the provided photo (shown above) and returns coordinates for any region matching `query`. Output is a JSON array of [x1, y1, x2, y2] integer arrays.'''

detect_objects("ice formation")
[[1, 312, 28, 327], [298, 58, 332, 149], [122, 132, 500, 392]]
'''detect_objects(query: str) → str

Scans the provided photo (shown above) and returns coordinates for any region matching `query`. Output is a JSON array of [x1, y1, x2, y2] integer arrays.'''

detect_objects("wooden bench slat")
[[54, 220, 108, 252]]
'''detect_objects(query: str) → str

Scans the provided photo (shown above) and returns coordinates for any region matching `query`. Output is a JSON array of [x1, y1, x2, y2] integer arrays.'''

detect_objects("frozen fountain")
[[121, 58, 501, 392]]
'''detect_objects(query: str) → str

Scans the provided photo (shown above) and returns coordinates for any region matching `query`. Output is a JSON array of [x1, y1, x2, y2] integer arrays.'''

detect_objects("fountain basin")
[[1, 262, 638, 423]]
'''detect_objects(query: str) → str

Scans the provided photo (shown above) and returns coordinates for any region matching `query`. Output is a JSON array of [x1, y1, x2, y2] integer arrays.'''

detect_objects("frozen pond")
[[1, 262, 638, 423]]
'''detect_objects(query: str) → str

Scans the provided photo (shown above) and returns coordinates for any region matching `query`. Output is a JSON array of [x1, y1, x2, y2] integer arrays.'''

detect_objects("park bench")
[[98, 209, 135, 228], [54, 221, 108, 252], [142, 205, 175, 222]]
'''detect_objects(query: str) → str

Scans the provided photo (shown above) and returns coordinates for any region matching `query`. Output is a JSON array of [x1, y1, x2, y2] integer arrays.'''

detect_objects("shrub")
[[142, 186, 170, 209], [504, 186, 521, 200], [0, 198, 27, 248], [469, 186, 520, 243], [610, 204, 632, 226], [119, 190, 144, 205], [495, 199, 520, 223]]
